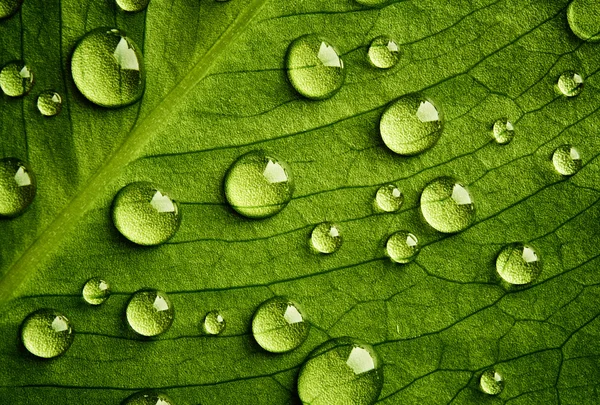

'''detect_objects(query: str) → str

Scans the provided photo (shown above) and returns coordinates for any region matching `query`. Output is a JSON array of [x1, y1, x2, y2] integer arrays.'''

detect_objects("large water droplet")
[[297, 337, 383, 405], [310, 222, 343, 254], [116, 0, 150, 12], [286, 34, 345, 100], [126, 289, 174, 337], [82, 277, 111, 305], [203, 310, 226, 335], [0, 0, 23, 19], [252, 296, 310, 353], [496, 243, 541, 285], [0, 158, 36, 218], [375, 184, 403, 213], [37, 91, 63, 117], [557, 71, 584, 97], [21, 309, 74, 358], [385, 231, 419, 264], [224, 151, 294, 219], [420, 177, 475, 233], [122, 391, 175, 405], [492, 118, 514, 145], [71, 28, 145, 107], [480, 368, 504, 395], [380, 94, 443, 155], [367, 36, 400, 69], [0, 61, 33, 97], [112, 182, 181, 246], [567, 0, 600, 42], [552, 145, 581, 176]]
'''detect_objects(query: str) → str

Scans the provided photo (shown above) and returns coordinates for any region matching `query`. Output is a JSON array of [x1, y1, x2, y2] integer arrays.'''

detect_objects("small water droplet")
[[82, 277, 111, 305], [496, 243, 541, 285], [21, 309, 74, 358], [37, 91, 63, 117], [420, 177, 475, 233], [286, 34, 345, 100], [0, 0, 23, 19], [126, 289, 174, 337], [203, 310, 226, 335], [375, 184, 403, 212], [0, 61, 34, 97], [116, 0, 150, 12], [297, 337, 383, 405], [552, 145, 581, 176], [557, 71, 584, 97], [0, 158, 36, 218], [112, 182, 181, 246], [567, 0, 600, 42], [380, 94, 443, 155], [367, 36, 400, 69], [252, 296, 310, 353], [480, 368, 504, 395], [386, 231, 420, 264], [122, 391, 175, 405], [492, 118, 514, 145], [355, 0, 389, 7], [224, 150, 294, 219], [310, 222, 343, 254], [71, 28, 145, 107]]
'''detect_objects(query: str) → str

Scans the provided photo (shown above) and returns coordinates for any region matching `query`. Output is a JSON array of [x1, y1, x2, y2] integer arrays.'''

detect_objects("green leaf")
[[1, 0, 599, 404]]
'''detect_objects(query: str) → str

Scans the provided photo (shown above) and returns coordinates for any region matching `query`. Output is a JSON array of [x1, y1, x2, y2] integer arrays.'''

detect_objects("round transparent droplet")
[[567, 0, 600, 42], [0, 0, 23, 19], [368, 36, 400, 69], [0, 158, 36, 218], [37, 91, 63, 117], [298, 337, 384, 405], [286, 34, 345, 100], [496, 243, 541, 285], [310, 222, 343, 254], [112, 181, 181, 246], [122, 391, 175, 405], [552, 145, 581, 176], [224, 150, 294, 219], [386, 231, 419, 264], [71, 28, 145, 107], [375, 184, 403, 213], [126, 289, 174, 337], [116, 0, 150, 12], [21, 309, 74, 358], [252, 296, 310, 353], [380, 94, 444, 155], [480, 368, 504, 395], [82, 277, 111, 305], [420, 177, 475, 233], [0, 61, 33, 97], [203, 310, 226, 335], [355, 0, 389, 7], [492, 118, 514, 145], [557, 71, 584, 97]]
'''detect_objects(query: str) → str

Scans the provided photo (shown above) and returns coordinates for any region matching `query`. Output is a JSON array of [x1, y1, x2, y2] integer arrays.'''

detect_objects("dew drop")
[[496, 243, 541, 285], [0, 0, 23, 19], [286, 34, 345, 100], [0, 158, 36, 218], [380, 94, 443, 155], [21, 309, 74, 358], [557, 71, 584, 97], [203, 310, 226, 335], [386, 231, 419, 264], [252, 296, 310, 353], [375, 184, 403, 212], [367, 36, 400, 69], [82, 277, 111, 305], [567, 0, 600, 42], [492, 118, 515, 145], [0, 61, 33, 97], [122, 391, 175, 405], [71, 28, 145, 107], [297, 337, 383, 405], [224, 150, 294, 219], [552, 145, 582, 176], [420, 177, 475, 233], [355, 0, 389, 7], [116, 0, 150, 12], [480, 368, 504, 395], [126, 289, 174, 337], [112, 182, 181, 246], [310, 222, 343, 254], [37, 91, 63, 117]]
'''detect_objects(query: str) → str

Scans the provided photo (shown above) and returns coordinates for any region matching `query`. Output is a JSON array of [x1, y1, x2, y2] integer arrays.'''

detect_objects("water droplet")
[[0, 0, 23, 19], [224, 151, 294, 219], [492, 118, 514, 145], [480, 368, 504, 395], [122, 391, 175, 405], [380, 94, 443, 155], [355, 0, 388, 7], [557, 71, 584, 97], [0, 158, 36, 218], [252, 296, 310, 353], [116, 0, 150, 12], [496, 243, 541, 285], [367, 36, 400, 69], [552, 144, 582, 176], [111, 182, 181, 246], [420, 177, 475, 233], [385, 231, 420, 264], [286, 34, 345, 100], [567, 0, 600, 42], [37, 91, 63, 117], [203, 310, 226, 335], [310, 222, 343, 254], [297, 337, 383, 405], [82, 277, 111, 305], [0, 61, 33, 97], [21, 309, 74, 358], [71, 28, 145, 107], [375, 184, 403, 212], [126, 289, 174, 337]]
